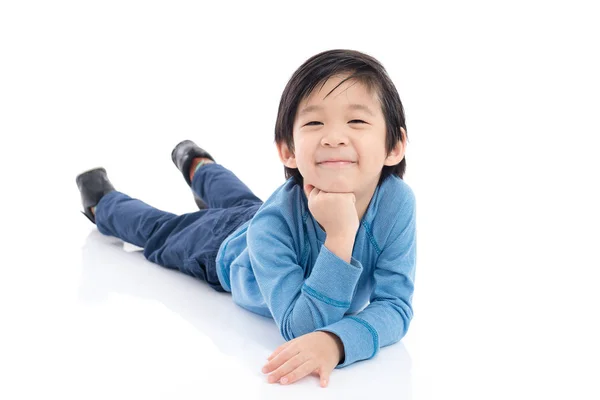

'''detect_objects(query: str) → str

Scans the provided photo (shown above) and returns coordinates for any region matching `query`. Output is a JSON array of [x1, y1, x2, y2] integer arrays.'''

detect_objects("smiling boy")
[[76, 49, 416, 387]]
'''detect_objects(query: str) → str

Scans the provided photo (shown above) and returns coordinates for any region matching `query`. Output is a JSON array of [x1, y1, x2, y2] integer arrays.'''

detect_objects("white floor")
[[3, 185, 414, 399], [2, 2, 600, 398]]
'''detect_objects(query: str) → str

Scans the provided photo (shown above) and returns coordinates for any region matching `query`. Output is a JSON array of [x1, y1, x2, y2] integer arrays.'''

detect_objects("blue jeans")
[[94, 163, 263, 292]]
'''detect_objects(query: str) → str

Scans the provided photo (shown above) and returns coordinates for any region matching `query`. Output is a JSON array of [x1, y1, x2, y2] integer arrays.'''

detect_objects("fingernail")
[[262, 367, 267, 373]]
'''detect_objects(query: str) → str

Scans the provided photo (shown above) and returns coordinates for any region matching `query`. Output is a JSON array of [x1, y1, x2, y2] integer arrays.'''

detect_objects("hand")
[[303, 184, 359, 238], [262, 331, 344, 387]]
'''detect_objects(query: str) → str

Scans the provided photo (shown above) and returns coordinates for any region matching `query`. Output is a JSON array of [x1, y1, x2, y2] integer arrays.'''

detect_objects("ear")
[[277, 141, 298, 169], [383, 127, 407, 166]]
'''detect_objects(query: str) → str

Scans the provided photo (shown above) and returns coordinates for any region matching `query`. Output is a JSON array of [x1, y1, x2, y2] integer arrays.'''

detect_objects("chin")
[[314, 179, 354, 194]]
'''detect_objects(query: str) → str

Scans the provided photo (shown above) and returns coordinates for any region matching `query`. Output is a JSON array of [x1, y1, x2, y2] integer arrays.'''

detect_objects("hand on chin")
[[306, 180, 353, 194]]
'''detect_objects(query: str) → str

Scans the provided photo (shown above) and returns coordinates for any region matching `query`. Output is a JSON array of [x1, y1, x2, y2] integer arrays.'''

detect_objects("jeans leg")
[[94, 191, 237, 292], [191, 163, 263, 209], [95, 191, 205, 271], [95, 191, 177, 248]]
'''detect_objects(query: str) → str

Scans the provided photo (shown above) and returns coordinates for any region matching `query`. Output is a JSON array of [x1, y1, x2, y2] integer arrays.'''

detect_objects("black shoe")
[[171, 140, 215, 209], [76, 167, 116, 224]]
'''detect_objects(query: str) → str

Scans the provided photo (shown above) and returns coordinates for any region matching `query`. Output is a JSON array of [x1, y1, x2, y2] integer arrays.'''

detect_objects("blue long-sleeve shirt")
[[215, 174, 417, 368]]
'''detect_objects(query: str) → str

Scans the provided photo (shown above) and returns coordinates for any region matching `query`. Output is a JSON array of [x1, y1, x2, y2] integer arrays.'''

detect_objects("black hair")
[[274, 49, 408, 186]]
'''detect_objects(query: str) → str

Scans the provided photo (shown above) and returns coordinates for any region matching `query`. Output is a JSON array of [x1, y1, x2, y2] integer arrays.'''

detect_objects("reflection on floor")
[[75, 229, 412, 399]]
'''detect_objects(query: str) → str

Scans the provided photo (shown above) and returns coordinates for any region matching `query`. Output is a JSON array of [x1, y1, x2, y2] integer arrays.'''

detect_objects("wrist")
[[324, 235, 355, 263], [320, 331, 345, 363]]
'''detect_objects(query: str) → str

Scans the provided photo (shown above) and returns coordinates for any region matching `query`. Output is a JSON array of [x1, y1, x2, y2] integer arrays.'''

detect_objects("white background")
[[1, 1, 599, 399]]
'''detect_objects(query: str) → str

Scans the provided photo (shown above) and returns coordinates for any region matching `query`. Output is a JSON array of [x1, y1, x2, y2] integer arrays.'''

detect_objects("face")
[[279, 74, 404, 197]]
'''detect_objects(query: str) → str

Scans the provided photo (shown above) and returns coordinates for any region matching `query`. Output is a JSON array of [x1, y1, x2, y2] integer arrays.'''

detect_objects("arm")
[[247, 206, 363, 341], [315, 194, 417, 368]]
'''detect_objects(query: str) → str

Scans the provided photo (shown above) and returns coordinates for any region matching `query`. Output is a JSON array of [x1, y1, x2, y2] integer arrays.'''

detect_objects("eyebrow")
[[299, 103, 375, 116]]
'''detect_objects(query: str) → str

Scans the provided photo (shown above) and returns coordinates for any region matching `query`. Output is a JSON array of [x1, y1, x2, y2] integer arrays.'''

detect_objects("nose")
[[320, 129, 348, 147]]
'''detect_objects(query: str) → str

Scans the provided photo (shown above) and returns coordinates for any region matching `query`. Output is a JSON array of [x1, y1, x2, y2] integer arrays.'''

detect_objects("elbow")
[[395, 300, 413, 339], [372, 298, 413, 342], [389, 308, 411, 345]]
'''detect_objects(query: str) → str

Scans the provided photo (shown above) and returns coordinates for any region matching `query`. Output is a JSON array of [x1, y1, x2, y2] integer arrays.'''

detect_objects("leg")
[[77, 167, 231, 291], [190, 163, 263, 209], [94, 190, 241, 292], [95, 191, 204, 272]]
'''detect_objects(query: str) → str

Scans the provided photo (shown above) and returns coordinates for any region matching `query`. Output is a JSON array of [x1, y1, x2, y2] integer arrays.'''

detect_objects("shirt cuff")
[[303, 244, 363, 308], [315, 316, 379, 368]]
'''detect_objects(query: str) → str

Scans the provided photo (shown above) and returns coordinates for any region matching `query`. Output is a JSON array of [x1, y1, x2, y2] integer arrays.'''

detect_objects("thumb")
[[319, 367, 332, 388]]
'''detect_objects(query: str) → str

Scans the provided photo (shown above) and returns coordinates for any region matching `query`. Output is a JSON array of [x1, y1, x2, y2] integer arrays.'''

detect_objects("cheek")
[[292, 138, 313, 168], [358, 143, 387, 168]]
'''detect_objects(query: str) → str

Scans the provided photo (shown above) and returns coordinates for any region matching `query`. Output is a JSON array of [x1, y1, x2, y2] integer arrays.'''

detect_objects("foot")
[[171, 140, 215, 210], [76, 167, 116, 224]]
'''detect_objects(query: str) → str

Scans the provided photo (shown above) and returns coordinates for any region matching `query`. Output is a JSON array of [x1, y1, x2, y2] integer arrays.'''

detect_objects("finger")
[[267, 353, 306, 384], [280, 360, 318, 385], [266, 341, 291, 362], [263, 346, 298, 375], [319, 366, 333, 388], [303, 184, 314, 199], [310, 186, 321, 198]]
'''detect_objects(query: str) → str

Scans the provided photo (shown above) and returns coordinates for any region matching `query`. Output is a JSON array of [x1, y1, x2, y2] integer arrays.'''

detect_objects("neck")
[[354, 178, 379, 222]]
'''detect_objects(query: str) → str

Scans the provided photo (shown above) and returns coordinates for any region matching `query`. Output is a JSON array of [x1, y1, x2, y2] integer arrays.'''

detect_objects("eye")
[[304, 120, 366, 126]]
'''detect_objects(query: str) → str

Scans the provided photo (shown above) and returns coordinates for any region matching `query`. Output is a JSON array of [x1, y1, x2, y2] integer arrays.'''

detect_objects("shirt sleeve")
[[246, 206, 363, 341], [315, 195, 417, 368]]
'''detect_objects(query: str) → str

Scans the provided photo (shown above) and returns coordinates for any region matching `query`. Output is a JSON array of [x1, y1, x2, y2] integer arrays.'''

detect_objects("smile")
[[317, 161, 356, 168]]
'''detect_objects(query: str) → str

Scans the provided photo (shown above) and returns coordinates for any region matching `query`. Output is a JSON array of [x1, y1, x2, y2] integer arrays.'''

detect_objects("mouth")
[[317, 160, 356, 167]]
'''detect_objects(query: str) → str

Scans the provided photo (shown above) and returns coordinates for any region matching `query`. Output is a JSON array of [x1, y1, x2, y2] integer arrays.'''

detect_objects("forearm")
[[250, 240, 364, 341], [280, 243, 363, 338]]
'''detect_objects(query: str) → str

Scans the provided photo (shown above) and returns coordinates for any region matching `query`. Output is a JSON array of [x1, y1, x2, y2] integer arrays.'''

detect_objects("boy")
[[76, 49, 416, 388]]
